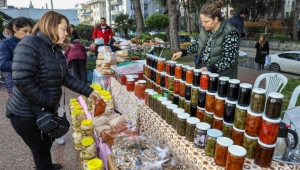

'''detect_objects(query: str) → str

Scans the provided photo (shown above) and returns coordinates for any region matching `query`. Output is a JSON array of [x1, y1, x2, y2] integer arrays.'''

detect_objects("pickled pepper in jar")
[[126, 78, 135, 92], [265, 92, 284, 119], [217, 76, 230, 97], [245, 108, 262, 137], [200, 71, 210, 90], [174, 78, 180, 95], [165, 60, 171, 74], [227, 79, 240, 101], [157, 58, 165, 72], [238, 83, 252, 107], [259, 115, 281, 145], [164, 74, 169, 89], [175, 63, 183, 79], [232, 125, 245, 146], [250, 88, 266, 114], [186, 67, 194, 84], [191, 85, 199, 105], [134, 80, 147, 99], [213, 115, 223, 131], [214, 94, 226, 118], [196, 107, 205, 122], [205, 91, 216, 112], [214, 137, 233, 167], [179, 80, 186, 97], [225, 145, 247, 170], [155, 71, 161, 85], [192, 69, 201, 87]]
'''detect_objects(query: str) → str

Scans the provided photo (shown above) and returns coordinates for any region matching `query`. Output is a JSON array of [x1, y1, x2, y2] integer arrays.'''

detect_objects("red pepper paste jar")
[[157, 58, 165, 72], [126, 78, 135, 92], [200, 71, 210, 90], [165, 60, 171, 75], [175, 63, 183, 79], [134, 80, 147, 99], [259, 115, 281, 145], [174, 78, 180, 95], [186, 67, 194, 84]]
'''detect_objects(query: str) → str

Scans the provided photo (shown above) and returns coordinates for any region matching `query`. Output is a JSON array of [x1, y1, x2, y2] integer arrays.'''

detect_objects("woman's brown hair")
[[200, 0, 224, 20], [260, 35, 266, 48], [32, 11, 71, 45]]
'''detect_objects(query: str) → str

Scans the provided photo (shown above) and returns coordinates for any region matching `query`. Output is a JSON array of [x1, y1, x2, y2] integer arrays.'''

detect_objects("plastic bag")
[[93, 116, 109, 127]]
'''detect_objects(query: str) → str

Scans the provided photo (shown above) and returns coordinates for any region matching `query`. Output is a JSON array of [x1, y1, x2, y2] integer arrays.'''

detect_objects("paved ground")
[[0, 67, 299, 170]]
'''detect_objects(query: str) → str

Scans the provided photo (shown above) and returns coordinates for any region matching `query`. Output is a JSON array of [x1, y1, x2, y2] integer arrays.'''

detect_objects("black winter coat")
[[255, 41, 269, 64], [6, 32, 93, 117]]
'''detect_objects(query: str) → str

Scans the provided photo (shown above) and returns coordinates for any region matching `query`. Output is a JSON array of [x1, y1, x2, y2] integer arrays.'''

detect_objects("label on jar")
[[194, 132, 206, 148]]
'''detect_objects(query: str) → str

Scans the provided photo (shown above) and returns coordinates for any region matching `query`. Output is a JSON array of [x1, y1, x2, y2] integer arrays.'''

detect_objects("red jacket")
[[64, 41, 87, 63], [92, 24, 114, 44]]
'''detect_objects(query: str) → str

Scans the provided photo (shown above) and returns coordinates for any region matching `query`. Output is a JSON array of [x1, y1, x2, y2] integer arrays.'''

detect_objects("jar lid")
[[174, 78, 181, 81], [182, 65, 190, 68], [180, 80, 186, 83], [126, 75, 134, 79], [219, 76, 230, 81], [217, 137, 234, 147], [185, 100, 191, 103], [81, 137, 94, 146], [170, 61, 177, 64], [162, 100, 173, 105], [158, 58, 166, 61], [205, 110, 214, 115], [202, 71, 210, 75], [179, 96, 185, 100], [240, 83, 253, 89], [160, 72, 166, 76], [138, 80, 146, 84], [194, 69, 202, 73], [187, 117, 200, 124], [173, 108, 185, 114], [87, 158, 103, 169], [225, 99, 237, 104], [247, 108, 263, 117], [145, 89, 154, 93], [215, 94, 226, 100], [175, 63, 183, 66], [213, 115, 223, 120], [71, 109, 81, 115], [168, 90, 174, 93], [223, 121, 233, 126], [206, 91, 217, 96], [152, 94, 162, 99], [166, 60, 172, 63], [169, 75, 175, 78], [177, 112, 190, 119], [198, 88, 207, 92], [157, 97, 168, 101], [103, 95, 112, 100], [192, 85, 199, 89], [244, 132, 258, 140], [252, 88, 266, 94], [197, 106, 205, 110], [81, 119, 93, 126], [70, 98, 77, 102], [228, 79, 240, 84], [173, 94, 179, 97], [127, 78, 134, 82], [209, 73, 219, 78], [228, 145, 247, 157], [262, 114, 281, 123], [268, 92, 284, 99], [258, 139, 277, 148], [167, 104, 178, 109], [233, 125, 245, 132], [207, 129, 223, 138], [149, 92, 158, 95], [236, 104, 249, 111], [187, 67, 194, 70], [196, 122, 211, 130]]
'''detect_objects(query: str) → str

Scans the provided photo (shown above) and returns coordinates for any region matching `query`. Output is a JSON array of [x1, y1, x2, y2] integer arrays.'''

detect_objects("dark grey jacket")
[[7, 32, 93, 117]]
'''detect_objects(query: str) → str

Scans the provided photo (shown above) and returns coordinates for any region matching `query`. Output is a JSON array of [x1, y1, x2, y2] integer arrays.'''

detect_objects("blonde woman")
[[255, 35, 269, 70]]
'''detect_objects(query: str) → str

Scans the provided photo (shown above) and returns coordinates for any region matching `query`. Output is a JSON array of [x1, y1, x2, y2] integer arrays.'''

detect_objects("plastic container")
[[172, 108, 185, 129], [245, 109, 262, 137], [80, 137, 96, 160], [217, 76, 230, 97], [243, 132, 258, 158], [205, 91, 216, 112], [71, 109, 85, 128], [254, 139, 276, 167], [259, 115, 281, 145], [185, 117, 200, 142], [208, 73, 219, 93], [192, 69, 201, 87], [222, 121, 233, 138], [238, 83, 252, 106], [204, 129, 223, 157], [213, 115, 223, 131], [177, 113, 191, 136], [214, 94, 226, 118], [225, 145, 247, 170], [232, 125, 245, 146], [214, 137, 234, 167], [265, 92, 284, 119], [87, 158, 104, 170], [72, 129, 82, 150], [194, 122, 211, 148], [250, 88, 266, 113], [233, 104, 249, 130], [81, 119, 94, 138], [196, 106, 205, 122], [227, 79, 240, 101], [200, 71, 210, 90]]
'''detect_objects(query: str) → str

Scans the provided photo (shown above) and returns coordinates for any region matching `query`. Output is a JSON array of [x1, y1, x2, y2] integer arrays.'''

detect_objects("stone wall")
[[240, 40, 300, 51]]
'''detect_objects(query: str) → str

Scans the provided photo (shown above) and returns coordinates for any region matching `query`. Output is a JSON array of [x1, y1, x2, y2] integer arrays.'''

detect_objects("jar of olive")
[[265, 92, 284, 119], [152, 94, 162, 112], [177, 113, 191, 136], [166, 104, 178, 125], [148, 92, 158, 109], [178, 96, 185, 109], [145, 89, 154, 106], [168, 75, 175, 91], [250, 88, 266, 114], [233, 104, 249, 130], [242, 132, 258, 158], [214, 137, 233, 167], [213, 115, 223, 131], [168, 90, 174, 102], [204, 110, 214, 127], [184, 100, 191, 114], [172, 108, 185, 130], [191, 85, 199, 105], [222, 121, 233, 138], [161, 100, 172, 120], [196, 106, 205, 122], [205, 129, 223, 157], [185, 117, 200, 142], [194, 122, 211, 148], [157, 97, 168, 116], [205, 91, 216, 112], [232, 125, 245, 146]]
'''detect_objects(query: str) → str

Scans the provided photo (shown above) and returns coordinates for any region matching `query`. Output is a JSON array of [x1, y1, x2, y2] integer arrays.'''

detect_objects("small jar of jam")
[[259, 115, 281, 145], [233, 104, 249, 130], [182, 65, 189, 81], [175, 63, 183, 79], [186, 67, 194, 84], [265, 92, 284, 119], [192, 69, 201, 87], [214, 137, 233, 167], [164, 74, 169, 89], [232, 125, 245, 146], [179, 80, 186, 97], [208, 73, 219, 93], [172, 108, 185, 130], [217, 76, 230, 97], [196, 106, 205, 122], [198, 88, 206, 108], [191, 85, 199, 105], [186, 117, 200, 142], [184, 100, 191, 114], [178, 96, 185, 109], [157, 58, 165, 72], [160, 72, 165, 88], [161, 100, 172, 120], [166, 104, 178, 125], [205, 129, 223, 157], [238, 83, 253, 107], [254, 139, 276, 167], [224, 99, 237, 123], [145, 89, 155, 106], [204, 110, 214, 127], [126, 78, 135, 92], [250, 88, 266, 114], [222, 121, 233, 138], [205, 91, 216, 112], [227, 79, 240, 101], [165, 60, 171, 74], [157, 97, 168, 116], [174, 78, 180, 95], [169, 61, 177, 76], [214, 94, 226, 118], [243, 132, 258, 158], [168, 76, 175, 91], [185, 83, 192, 101], [194, 122, 211, 148], [245, 108, 262, 137], [200, 71, 210, 90], [173, 94, 179, 105], [177, 113, 190, 136], [155, 71, 161, 85], [213, 115, 223, 131], [225, 145, 247, 170], [134, 80, 147, 99]]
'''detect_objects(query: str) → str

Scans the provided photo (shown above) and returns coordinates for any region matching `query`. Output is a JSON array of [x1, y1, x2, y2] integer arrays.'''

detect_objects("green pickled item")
[[250, 92, 266, 113], [233, 107, 247, 129], [168, 76, 175, 91], [191, 87, 199, 105], [222, 123, 233, 138], [204, 112, 213, 127], [186, 121, 198, 142], [166, 108, 173, 125], [179, 97, 185, 109], [184, 100, 191, 114], [205, 135, 217, 157], [152, 94, 162, 113], [177, 118, 186, 136], [168, 90, 174, 102], [242, 135, 258, 158]]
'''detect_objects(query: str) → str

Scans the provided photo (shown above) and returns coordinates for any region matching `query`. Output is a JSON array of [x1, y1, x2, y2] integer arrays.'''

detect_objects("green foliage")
[[138, 33, 152, 40], [151, 34, 167, 41], [145, 14, 169, 31], [114, 13, 135, 38], [86, 61, 96, 70], [75, 24, 94, 41], [79, 39, 91, 47], [0, 15, 4, 34]]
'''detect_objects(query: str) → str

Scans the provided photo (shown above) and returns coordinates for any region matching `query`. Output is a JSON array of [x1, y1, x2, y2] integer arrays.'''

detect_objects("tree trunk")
[[132, 0, 145, 37], [167, 0, 180, 53], [293, 0, 300, 41]]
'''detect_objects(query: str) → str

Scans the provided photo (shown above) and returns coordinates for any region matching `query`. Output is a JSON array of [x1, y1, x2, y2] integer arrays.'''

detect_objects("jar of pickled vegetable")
[[179, 96, 185, 109], [222, 121, 233, 138], [182, 65, 190, 81], [190, 104, 197, 117], [166, 104, 178, 125], [245, 109, 262, 137], [214, 94, 226, 118], [250, 88, 266, 114], [164, 74, 169, 89], [155, 71, 161, 85], [185, 83, 192, 101], [87, 158, 104, 170], [148, 92, 158, 109], [196, 106, 205, 122], [205, 91, 216, 112], [168, 76, 175, 91], [160, 72, 165, 88], [177, 113, 191, 136], [135, 80, 147, 99], [153, 56, 158, 70], [238, 83, 252, 107], [232, 125, 245, 146], [200, 71, 210, 90], [172, 108, 185, 129], [175, 63, 183, 79], [224, 99, 237, 123], [146, 65, 151, 78], [81, 119, 94, 138], [186, 67, 194, 84], [73, 129, 82, 150], [227, 79, 240, 101], [71, 109, 85, 128], [80, 137, 96, 160], [225, 145, 247, 170], [217, 76, 230, 98], [214, 137, 233, 167], [243, 132, 258, 158], [169, 61, 177, 76], [157, 97, 168, 116], [179, 80, 186, 97], [168, 90, 174, 102], [204, 110, 214, 127], [186, 117, 200, 142], [184, 100, 191, 114], [208, 73, 219, 93], [174, 78, 180, 95], [157, 58, 165, 72], [194, 122, 211, 148], [198, 88, 206, 108], [259, 115, 281, 145], [205, 129, 223, 157], [173, 94, 179, 105], [192, 69, 201, 87], [265, 92, 284, 119], [165, 60, 171, 74], [191, 85, 199, 105], [161, 100, 172, 120], [213, 115, 223, 131], [233, 104, 249, 130], [145, 89, 154, 106], [254, 139, 276, 167], [126, 78, 135, 92]]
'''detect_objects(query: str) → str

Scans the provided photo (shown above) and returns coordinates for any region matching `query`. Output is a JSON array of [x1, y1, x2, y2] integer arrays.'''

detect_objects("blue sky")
[[7, 0, 88, 9]]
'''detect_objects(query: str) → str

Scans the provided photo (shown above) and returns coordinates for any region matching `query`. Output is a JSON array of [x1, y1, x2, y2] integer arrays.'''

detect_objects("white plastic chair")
[[253, 73, 288, 98], [287, 85, 300, 109]]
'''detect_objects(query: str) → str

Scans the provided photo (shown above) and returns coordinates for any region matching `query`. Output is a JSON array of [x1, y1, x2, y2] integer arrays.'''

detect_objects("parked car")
[[179, 35, 190, 42], [149, 30, 159, 35], [269, 51, 300, 75]]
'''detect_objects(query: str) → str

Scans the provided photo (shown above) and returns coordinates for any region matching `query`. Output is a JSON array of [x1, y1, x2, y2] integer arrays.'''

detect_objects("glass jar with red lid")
[[205, 91, 216, 113], [174, 78, 180, 95], [232, 125, 245, 146], [169, 61, 177, 76], [186, 67, 194, 84], [208, 73, 219, 93], [217, 76, 230, 98], [213, 115, 223, 131], [192, 69, 201, 87], [259, 115, 281, 145], [214, 137, 233, 167], [182, 65, 190, 81], [179, 80, 186, 97], [157, 58, 165, 72], [265, 92, 284, 119], [254, 139, 276, 167], [225, 145, 247, 170], [175, 63, 183, 79], [227, 79, 240, 101], [126, 78, 135, 92], [214, 94, 226, 118], [165, 60, 171, 74], [134, 80, 147, 99], [245, 108, 262, 137], [200, 71, 210, 90]]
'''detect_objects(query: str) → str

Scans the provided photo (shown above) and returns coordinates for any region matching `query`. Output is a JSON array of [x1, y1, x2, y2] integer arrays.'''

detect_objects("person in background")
[[255, 35, 269, 70], [6, 11, 100, 170], [0, 24, 12, 40], [70, 24, 79, 42], [172, 0, 240, 78], [0, 17, 33, 95], [227, 8, 249, 37], [92, 17, 114, 44]]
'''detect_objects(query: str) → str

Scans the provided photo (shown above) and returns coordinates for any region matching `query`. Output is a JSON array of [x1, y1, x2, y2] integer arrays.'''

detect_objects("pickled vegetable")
[[245, 109, 262, 137], [232, 126, 244, 146], [265, 92, 284, 119], [198, 88, 206, 108], [166, 104, 178, 125], [192, 69, 201, 87], [204, 129, 222, 157], [185, 117, 200, 142], [196, 107, 205, 122], [179, 97, 185, 109], [225, 145, 246, 170], [222, 121, 233, 138], [179, 80, 186, 97], [205, 92, 215, 112], [186, 67, 194, 84], [194, 122, 211, 148], [233, 105, 248, 130], [204, 111, 214, 127], [174, 79, 180, 95], [238, 83, 252, 106], [184, 100, 191, 114], [254, 140, 276, 167], [168, 76, 175, 91], [243, 133, 258, 158], [213, 115, 223, 131], [208, 73, 219, 93], [250, 88, 266, 113], [175, 63, 183, 79], [214, 95, 226, 118], [177, 113, 190, 136], [259, 115, 281, 145], [191, 86, 199, 105], [214, 137, 233, 167], [227, 79, 240, 101]]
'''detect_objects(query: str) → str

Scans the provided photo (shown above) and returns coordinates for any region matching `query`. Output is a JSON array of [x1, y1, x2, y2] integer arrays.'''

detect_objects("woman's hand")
[[89, 91, 101, 103], [171, 51, 183, 61]]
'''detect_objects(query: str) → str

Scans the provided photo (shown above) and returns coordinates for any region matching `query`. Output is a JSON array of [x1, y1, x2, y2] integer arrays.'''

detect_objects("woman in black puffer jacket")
[[6, 11, 100, 170]]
